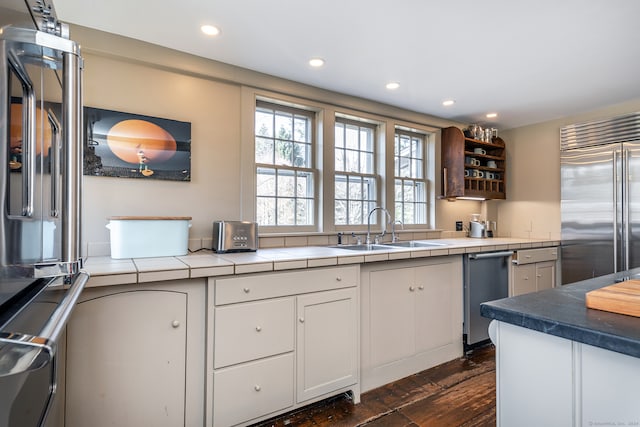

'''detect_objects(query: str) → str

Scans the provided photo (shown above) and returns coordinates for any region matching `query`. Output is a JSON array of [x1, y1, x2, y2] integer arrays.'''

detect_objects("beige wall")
[[499, 98, 640, 239], [73, 26, 480, 255], [72, 25, 640, 254], [82, 53, 243, 255]]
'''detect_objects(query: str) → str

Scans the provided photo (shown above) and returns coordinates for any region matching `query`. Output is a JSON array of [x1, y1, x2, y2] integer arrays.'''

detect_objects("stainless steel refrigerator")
[[560, 112, 640, 284], [0, 1, 88, 426]]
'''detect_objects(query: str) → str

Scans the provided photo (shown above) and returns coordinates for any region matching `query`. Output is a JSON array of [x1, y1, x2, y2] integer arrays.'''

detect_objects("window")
[[334, 118, 378, 225], [394, 129, 427, 224], [246, 89, 437, 234], [255, 101, 315, 226]]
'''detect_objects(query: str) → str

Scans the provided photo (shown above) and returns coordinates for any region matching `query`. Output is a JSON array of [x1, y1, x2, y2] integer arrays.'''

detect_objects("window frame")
[[393, 128, 429, 225], [253, 99, 320, 232], [333, 116, 381, 227], [241, 88, 438, 236]]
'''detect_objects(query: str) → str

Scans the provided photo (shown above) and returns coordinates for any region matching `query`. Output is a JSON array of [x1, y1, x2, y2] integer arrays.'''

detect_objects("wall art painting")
[[84, 107, 191, 181]]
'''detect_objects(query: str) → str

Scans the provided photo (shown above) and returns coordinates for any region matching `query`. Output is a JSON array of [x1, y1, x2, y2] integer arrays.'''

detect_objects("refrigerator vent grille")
[[560, 111, 640, 150]]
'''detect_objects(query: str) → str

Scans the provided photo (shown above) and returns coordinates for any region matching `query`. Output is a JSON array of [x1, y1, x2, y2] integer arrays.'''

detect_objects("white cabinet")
[[214, 297, 294, 369], [296, 287, 358, 403], [209, 265, 359, 427], [65, 280, 205, 427], [491, 320, 640, 426], [535, 261, 555, 291], [213, 354, 295, 427], [368, 267, 415, 366], [361, 256, 463, 392], [511, 264, 538, 295], [491, 321, 574, 426], [511, 247, 558, 296]]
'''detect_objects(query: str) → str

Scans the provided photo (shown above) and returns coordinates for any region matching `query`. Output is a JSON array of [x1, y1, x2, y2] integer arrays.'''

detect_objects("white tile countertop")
[[82, 237, 560, 287]]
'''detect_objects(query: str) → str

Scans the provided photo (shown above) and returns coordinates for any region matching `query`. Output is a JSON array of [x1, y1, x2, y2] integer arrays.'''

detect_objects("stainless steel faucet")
[[366, 207, 392, 244], [392, 220, 404, 243]]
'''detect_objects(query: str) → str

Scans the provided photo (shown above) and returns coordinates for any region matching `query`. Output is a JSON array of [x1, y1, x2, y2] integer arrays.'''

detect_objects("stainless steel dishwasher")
[[463, 251, 513, 350]]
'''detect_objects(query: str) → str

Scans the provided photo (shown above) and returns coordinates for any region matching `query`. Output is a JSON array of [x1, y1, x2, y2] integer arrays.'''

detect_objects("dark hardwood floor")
[[251, 345, 496, 427]]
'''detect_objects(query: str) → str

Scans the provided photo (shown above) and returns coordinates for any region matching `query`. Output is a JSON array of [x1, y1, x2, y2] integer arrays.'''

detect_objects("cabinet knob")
[[536, 274, 542, 278], [523, 276, 529, 280], [299, 317, 305, 323], [336, 276, 342, 282], [255, 326, 262, 332], [254, 385, 261, 392], [409, 286, 416, 292], [418, 285, 425, 291], [171, 320, 180, 328], [243, 287, 250, 293]]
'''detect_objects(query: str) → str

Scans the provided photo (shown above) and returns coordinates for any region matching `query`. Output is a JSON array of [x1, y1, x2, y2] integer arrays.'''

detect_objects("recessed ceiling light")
[[309, 58, 325, 67], [486, 113, 498, 118], [201, 25, 220, 36], [386, 82, 400, 90], [442, 99, 455, 106]]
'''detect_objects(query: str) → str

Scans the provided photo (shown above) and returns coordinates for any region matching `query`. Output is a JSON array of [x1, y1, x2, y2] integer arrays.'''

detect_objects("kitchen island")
[[481, 270, 640, 427]]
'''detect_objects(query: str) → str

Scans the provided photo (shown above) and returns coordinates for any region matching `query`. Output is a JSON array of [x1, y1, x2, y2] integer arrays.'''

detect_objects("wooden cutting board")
[[585, 279, 640, 317]]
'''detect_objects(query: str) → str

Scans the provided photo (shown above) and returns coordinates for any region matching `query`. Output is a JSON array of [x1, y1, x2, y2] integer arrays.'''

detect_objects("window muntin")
[[334, 118, 378, 225], [334, 175, 377, 225], [394, 130, 427, 224], [255, 102, 315, 226]]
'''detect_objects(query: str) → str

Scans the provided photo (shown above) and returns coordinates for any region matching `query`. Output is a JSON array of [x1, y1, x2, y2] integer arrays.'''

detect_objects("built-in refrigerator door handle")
[[623, 148, 631, 271], [613, 149, 619, 273], [47, 110, 61, 218], [61, 50, 83, 266], [7, 54, 36, 218]]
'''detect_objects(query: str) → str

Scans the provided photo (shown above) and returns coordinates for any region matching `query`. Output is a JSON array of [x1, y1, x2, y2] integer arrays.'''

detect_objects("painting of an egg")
[[84, 106, 191, 181], [106, 119, 176, 164]]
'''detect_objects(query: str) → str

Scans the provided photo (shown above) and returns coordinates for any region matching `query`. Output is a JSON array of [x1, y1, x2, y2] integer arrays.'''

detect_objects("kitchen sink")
[[331, 244, 389, 251], [383, 240, 447, 248]]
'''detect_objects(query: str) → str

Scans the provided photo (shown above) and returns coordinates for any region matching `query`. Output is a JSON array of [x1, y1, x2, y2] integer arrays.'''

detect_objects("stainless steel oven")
[[0, 1, 86, 426], [0, 273, 87, 427]]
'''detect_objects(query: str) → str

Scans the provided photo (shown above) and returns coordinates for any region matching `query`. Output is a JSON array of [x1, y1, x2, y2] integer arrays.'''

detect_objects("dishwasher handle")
[[469, 251, 514, 260]]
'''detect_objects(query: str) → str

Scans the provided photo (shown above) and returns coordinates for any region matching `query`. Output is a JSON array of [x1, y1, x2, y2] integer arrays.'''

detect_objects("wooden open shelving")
[[441, 126, 506, 200]]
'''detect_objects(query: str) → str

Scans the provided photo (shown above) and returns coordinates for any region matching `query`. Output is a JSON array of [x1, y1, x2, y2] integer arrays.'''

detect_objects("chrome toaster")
[[212, 220, 258, 253]]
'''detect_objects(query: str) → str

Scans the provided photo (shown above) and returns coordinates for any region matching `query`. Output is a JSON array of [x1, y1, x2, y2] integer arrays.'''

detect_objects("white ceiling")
[[53, 0, 640, 129]]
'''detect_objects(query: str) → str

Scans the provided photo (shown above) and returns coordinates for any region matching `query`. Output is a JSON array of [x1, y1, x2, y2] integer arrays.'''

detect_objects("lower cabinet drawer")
[[215, 265, 358, 305], [213, 353, 294, 427], [513, 247, 559, 265], [214, 297, 294, 369]]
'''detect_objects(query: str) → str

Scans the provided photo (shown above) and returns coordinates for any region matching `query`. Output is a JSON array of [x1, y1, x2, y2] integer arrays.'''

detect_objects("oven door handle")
[[0, 271, 88, 378], [469, 251, 514, 260], [39, 271, 88, 343]]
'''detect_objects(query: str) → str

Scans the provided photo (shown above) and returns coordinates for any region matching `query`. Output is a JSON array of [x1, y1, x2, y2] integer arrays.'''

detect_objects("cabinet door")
[[494, 321, 573, 427], [580, 344, 640, 424], [296, 288, 358, 403], [368, 268, 415, 367], [535, 261, 555, 291], [361, 257, 463, 392], [66, 288, 189, 427], [512, 264, 537, 296], [415, 263, 457, 353]]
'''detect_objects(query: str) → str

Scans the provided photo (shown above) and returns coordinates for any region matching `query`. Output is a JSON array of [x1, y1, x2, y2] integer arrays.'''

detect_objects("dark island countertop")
[[481, 269, 640, 358]]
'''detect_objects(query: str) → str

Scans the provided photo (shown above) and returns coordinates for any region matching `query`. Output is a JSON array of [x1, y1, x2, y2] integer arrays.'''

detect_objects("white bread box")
[[107, 216, 191, 259]]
